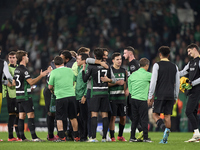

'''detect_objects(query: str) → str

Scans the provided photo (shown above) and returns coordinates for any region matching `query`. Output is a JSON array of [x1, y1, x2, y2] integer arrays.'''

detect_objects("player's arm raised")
[[27, 69, 49, 86], [86, 58, 109, 69]]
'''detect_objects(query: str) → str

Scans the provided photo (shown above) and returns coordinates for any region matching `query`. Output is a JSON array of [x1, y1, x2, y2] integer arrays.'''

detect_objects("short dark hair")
[[59, 50, 64, 55], [186, 43, 199, 51], [79, 53, 89, 61], [8, 51, 16, 56], [102, 48, 109, 53], [77, 47, 90, 55], [125, 46, 135, 55], [158, 46, 170, 57], [16, 50, 27, 63], [139, 58, 149, 67], [94, 47, 104, 60], [61, 50, 72, 59], [54, 56, 63, 65], [111, 52, 121, 60]]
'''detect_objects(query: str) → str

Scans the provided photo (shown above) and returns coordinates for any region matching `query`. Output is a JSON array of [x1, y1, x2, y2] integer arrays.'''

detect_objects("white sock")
[[194, 129, 199, 135], [106, 132, 110, 138]]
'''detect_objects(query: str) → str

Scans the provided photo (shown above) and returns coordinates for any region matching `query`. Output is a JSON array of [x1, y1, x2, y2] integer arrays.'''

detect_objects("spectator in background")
[[194, 25, 200, 42], [170, 41, 177, 62]]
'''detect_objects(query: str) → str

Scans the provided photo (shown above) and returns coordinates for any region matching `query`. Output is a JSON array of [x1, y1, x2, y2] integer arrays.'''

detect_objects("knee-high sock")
[[58, 130, 64, 139], [91, 117, 97, 139], [102, 117, 109, 139], [28, 118, 38, 139], [47, 115, 55, 138], [110, 130, 114, 138], [156, 119, 166, 132], [8, 115, 15, 139], [118, 123, 125, 137], [18, 119, 26, 140], [14, 116, 20, 138], [77, 116, 83, 138]]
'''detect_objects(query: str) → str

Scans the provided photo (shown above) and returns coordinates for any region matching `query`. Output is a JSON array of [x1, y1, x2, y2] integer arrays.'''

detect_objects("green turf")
[[0, 132, 199, 150]]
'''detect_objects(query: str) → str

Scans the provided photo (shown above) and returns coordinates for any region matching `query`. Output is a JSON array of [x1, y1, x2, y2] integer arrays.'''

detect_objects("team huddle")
[[1, 43, 200, 143]]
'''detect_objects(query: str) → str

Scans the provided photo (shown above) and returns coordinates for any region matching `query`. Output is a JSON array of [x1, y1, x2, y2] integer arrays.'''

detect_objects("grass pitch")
[[0, 132, 199, 150]]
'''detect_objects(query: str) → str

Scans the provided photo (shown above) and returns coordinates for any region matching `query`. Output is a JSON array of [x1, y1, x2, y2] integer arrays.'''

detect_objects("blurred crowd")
[[0, 0, 200, 73]]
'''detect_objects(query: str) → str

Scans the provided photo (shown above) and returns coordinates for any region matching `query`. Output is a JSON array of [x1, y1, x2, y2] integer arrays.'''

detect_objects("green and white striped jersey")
[[109, 66, 126, 103]]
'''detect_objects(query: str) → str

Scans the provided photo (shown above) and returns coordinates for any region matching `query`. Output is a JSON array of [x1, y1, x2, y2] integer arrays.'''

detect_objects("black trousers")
[[185, 91, 200, 130], [130, 98, 149, 139], [43, 87, 51, 113], [78, 100, 88, 139], [86, 89, 92, 137]]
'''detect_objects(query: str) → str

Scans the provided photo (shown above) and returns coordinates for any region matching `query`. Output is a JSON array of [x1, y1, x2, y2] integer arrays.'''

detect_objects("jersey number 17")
[[98, 70, 107, 83]]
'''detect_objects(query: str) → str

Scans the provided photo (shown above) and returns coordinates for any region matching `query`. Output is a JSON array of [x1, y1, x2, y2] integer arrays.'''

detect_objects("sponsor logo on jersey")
[[14, 70, 20, 73], [190, 68, 195, 71], [97, 66, 104, 69], [130, 65, 135, 71]]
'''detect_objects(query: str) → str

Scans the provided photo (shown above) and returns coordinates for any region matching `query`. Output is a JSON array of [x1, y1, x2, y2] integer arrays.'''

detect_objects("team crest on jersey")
[[194, 62, 196, 66], [118, 74, 121, 77], [130, 65, 135, 71], [122, 73, 124, 77], [24, 71, 29, 75]]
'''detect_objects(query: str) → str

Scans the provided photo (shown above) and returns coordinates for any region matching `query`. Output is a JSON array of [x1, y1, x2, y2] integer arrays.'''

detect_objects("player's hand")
[[40, 70, 49, 77], [188, 80, 192, 86], [6, 80, 12, 87], [81, 96, 86, 104], [82, 64, 86, 71], [47, 66, 52, 73], [125, 89, 129, 96], [147, 98, 154, 107], [101, 75, 111, 82], [31, 85, 37, 91], [116, 80, 124, 85], [100, 62, 109, 69]]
